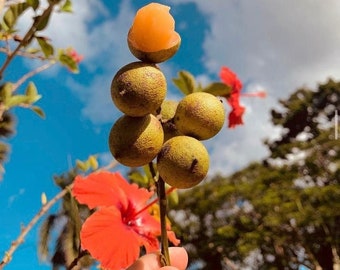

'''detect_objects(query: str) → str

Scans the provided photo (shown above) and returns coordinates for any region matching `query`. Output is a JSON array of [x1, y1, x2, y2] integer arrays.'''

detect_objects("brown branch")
[[0, 186, 71, 269], [0, 47, 48, 60], [0, 2, 56, 79], [66, 250, 89, 270], [12, 61, 55, 92], [0, 159, 118, 269]]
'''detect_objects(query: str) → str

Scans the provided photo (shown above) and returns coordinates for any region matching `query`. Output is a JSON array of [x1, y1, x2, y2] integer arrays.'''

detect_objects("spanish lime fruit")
[[155, 100, 182, 141], [108, 114, 164, 167], [174, 92, 225, 140], [111, 62, 166, 117], [157, 136, 209, 189]]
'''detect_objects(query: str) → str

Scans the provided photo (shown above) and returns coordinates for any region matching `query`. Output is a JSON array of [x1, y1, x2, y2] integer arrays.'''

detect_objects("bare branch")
[[12, 61, 55, 92], [0, 159, 118, 269], [0, 186, 70, 268]]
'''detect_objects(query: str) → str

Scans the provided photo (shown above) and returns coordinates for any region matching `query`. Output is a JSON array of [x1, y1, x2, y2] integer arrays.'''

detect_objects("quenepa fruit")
[[111, 62, 167, 117], [108, 114, 164, 167], [155, 100, 182, 141], [127, 3, 181, 63], [174, 92, 225, 140], [157, 136, 209, 189]]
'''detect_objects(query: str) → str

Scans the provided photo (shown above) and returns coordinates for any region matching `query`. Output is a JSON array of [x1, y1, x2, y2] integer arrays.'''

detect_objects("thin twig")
[[0, 3, 55, 79], [0, 47, 48, 60], [0, 159, 118, 269], [157, 176, 170, 266], [12, 61, 55, 92], [149, 162, 170, 266], [67, 250, 89, 270], [0, 186, 71, 269]]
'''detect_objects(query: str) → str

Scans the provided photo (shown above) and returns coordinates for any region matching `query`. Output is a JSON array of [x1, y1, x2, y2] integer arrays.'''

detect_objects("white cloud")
[[167, 0, 340, 174], [18, 0, 339, 174], [43, 0, 135, 70], [47, 0, 138, 123], [169, 0, 340, 95]]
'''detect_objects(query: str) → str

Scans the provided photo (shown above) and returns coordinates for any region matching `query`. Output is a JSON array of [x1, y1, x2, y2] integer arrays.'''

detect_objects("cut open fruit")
[[127, 3, 181, 63]]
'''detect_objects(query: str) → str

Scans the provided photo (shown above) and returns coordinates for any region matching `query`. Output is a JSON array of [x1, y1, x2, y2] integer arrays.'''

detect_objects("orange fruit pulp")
[[129, 3, 180, 52]]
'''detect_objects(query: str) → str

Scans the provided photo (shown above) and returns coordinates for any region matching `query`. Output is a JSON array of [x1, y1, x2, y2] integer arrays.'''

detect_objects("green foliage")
[[26, 0, 40, 11], [58, 49, 79, 73], [0, 0, 80, 172], [202, 82, 231, 97], [36, 36, 54, 58], [172, 79, 340, 270], [60, 0, 73, 13], [173, 71, 197, 95], [172, 70, 231, 98], [75, 155, 99, 172], [2, 2, 29, 31]]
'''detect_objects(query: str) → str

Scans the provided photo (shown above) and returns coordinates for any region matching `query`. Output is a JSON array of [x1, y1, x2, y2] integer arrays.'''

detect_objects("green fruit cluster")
[[108, 34, 226, 189]]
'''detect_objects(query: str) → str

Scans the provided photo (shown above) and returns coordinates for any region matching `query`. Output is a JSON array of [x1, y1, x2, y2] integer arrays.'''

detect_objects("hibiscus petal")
[[72, 172, 128, 209], [72, 171, 154, 212], [228, 105, 245, 128], [80, 206, 142, 270], [116, 175, 154, 211], [132, 213, 161, 253], [167, 230, 181, 246], [220, 66, 242, 93]]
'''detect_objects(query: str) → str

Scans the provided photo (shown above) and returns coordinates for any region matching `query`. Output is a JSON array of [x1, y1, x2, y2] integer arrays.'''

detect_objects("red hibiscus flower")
[[72, 171, 179, 270], [219, 66, 266, 128], [220, 66, 245, 128]]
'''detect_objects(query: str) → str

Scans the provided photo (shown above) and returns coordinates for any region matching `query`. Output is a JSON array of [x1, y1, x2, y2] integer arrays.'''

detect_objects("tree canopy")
[[171, 79, 340, 270]]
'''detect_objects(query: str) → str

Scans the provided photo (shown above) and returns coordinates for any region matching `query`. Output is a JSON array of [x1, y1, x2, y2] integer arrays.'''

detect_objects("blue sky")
[[1, 0, 340, 269]]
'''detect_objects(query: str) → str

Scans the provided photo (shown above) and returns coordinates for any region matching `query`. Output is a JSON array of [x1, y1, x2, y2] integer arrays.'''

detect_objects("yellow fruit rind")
[[111, 62, 167, 117], [157, 136, 209, 189], [174, 92, 225, 140], [109, 114, 164, 167], [127, 30, 181, 63]]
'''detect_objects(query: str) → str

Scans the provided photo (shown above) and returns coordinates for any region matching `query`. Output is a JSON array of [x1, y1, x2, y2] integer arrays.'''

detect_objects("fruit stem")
[[157, 176, 171, 266], [149, 162, 170, 266]]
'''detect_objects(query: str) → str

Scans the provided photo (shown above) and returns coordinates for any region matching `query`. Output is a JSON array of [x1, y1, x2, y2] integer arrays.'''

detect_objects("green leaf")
[[75, 160, 89, 171], [60, 0, 73, 12], [172, 70, 197, 95], [68, 191, 81, 244], [58, 50, 78, 73], [3, 3, 28, 30], [25, 47, 41, 54], [34, 9, 52, 31], [202, 82, 232, 97], [7, 95, 29, 107], [129, 170, 149, 186], [88, 155, 98, 170], [38, 215, 57, 260], [0, 83, 13, 104], [25, 82, 42, 103], [36, 36, 54, 58], [167, 187, 179, 206], [31, 106, 46, 118], [27, 0, 40, 10]]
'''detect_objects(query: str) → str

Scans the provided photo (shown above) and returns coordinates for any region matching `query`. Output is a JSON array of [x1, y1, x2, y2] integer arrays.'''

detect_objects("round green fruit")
[[111, 62, 167, 117], [174, 92, 225, 140], [157, 136, 209, 189], [154, 100, 182, 141], [108, 114, 164, 167]]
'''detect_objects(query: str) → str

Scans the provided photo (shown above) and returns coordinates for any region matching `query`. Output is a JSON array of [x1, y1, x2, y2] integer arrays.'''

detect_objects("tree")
[[171, 79, 340, 270], [0, 0, 82, 175], [38, 165, 93, 270]]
